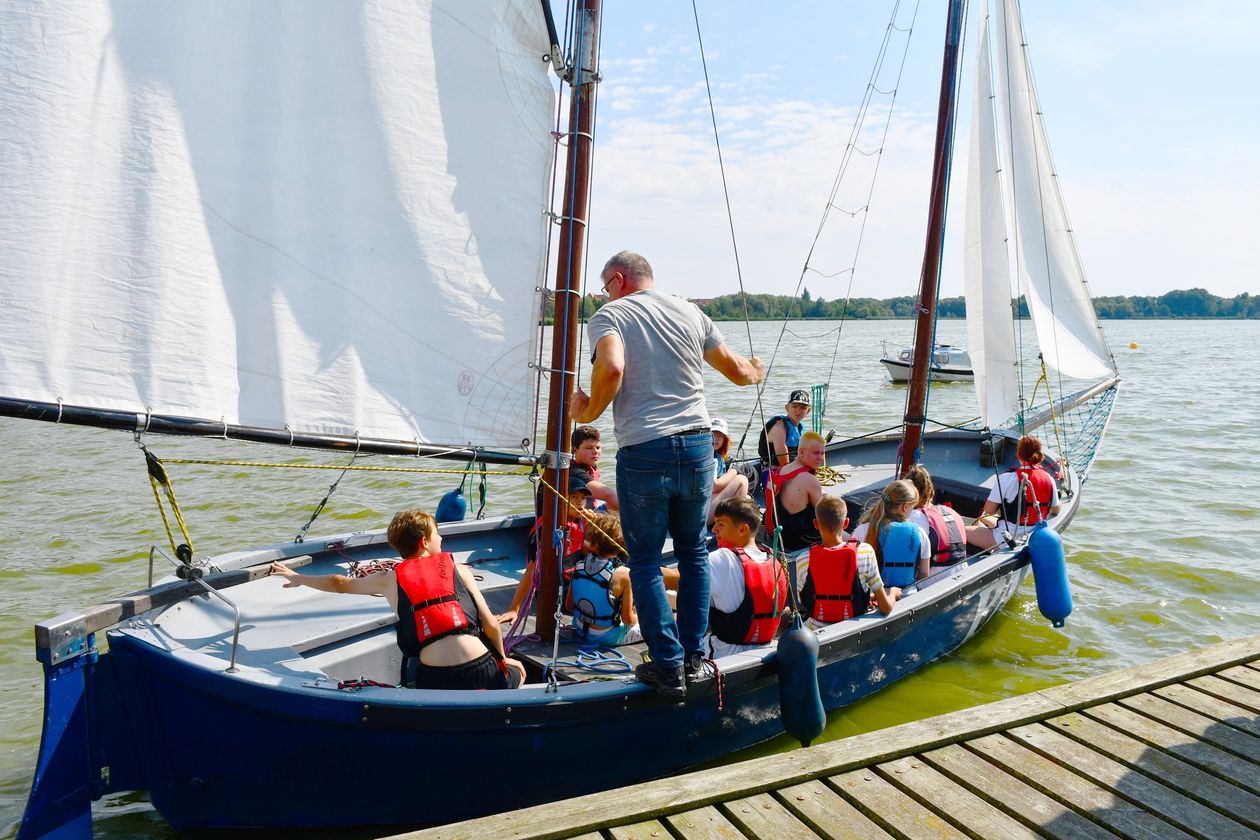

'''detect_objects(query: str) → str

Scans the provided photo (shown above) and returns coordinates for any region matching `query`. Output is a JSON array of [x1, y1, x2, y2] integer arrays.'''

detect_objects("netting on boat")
[[980, 381, 1118, 485]]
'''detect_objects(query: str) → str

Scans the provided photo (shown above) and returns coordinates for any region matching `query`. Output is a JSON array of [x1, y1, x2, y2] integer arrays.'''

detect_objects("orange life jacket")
[[708, 547, 788, 645], [802, 540, 870, 622]]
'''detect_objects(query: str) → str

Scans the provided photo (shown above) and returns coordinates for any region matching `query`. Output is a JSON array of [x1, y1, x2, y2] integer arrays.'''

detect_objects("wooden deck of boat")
[[389, 631, 1260, 840]]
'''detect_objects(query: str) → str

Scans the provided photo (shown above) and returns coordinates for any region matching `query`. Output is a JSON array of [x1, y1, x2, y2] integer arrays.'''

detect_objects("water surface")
[[1, 318, 1257, 837]]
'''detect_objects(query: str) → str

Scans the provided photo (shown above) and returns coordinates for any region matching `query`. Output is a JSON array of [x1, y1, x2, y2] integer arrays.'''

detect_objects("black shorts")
[[405, 652, 522, 690]]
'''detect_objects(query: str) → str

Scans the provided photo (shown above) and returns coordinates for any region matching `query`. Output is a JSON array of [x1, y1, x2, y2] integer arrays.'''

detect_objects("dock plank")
[[1083, 701, 1260, 796], [1122, 691, 1260, 762], [1220, 664, 1260, 693], [388, 634, 1260, 840], [718, 792, 821, 840], [1043, 711, 1260, 829], [607, 820, 670, 840], [1187, 674, 1260, 713], [966, 733, 1195, 840], [662, 806, 746, 840], [876, 755, 1042, 839], [830, 769, 969, 840], [919, 743, 1119, 840], [777, 781, 894, 840], [1006, 722, 1260, 840], [1151, 682, 1260, 737]]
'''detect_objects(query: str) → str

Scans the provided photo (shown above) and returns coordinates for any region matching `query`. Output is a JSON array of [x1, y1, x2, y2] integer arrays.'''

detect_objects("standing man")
[[571, 251, 763, 697]]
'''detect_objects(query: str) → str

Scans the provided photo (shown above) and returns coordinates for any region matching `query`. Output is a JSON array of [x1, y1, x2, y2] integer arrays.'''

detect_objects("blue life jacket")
[[570, 553, 621, 637], [715, 454, 729, 479], [757, 415, 803, 463], [879, 520, 921, 588]]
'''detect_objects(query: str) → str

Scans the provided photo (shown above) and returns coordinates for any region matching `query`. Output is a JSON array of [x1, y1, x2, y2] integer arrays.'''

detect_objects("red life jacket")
[[394, 552, 480, 656], [1003, 466, 1056, 525], [708, 546, 788, 645], [921, 503, 967, 566], [802, 540, 870, 622], [763, 464, 811, 535]]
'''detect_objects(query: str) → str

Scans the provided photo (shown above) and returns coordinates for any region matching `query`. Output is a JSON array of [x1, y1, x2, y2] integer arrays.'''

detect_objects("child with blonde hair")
[[852, 479, 930, 588]]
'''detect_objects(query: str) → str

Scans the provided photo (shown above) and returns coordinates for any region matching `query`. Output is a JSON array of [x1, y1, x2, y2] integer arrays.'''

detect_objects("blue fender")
[[777, 615, 825, 747], [1028, 521, 1072, 627], [434, 487, 467, 523]]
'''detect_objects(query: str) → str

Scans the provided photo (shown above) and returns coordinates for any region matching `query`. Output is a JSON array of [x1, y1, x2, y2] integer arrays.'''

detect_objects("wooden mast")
[[537, 0, 600, 641], [899, 0, 967, 478]]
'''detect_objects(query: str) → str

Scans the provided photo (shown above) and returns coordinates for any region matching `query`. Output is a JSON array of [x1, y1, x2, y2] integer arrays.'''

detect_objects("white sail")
[[995, 0, 1114, 381], [0, 0, 554, 449], [965, 3, 1021, 427]]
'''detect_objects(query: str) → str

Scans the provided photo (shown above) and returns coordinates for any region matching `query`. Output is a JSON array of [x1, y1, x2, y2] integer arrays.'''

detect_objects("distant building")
[[689, 298, 713, 306]]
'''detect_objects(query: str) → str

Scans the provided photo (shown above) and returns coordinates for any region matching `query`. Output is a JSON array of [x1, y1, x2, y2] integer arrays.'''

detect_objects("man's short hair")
[[571, 424, 600, 450], [387, 508, 436, 558], [800, 430, 826, 448], [603, 250, 654, 282], [815, 495, 848, 532], [715, 496, 762, 531]]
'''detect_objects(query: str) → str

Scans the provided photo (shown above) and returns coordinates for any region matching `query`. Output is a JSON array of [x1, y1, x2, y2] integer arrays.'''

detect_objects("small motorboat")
[[881, 342, 974, 383]]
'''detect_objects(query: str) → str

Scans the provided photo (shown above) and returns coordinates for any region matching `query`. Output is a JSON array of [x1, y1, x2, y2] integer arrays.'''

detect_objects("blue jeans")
[[616, 430, 714, 670]]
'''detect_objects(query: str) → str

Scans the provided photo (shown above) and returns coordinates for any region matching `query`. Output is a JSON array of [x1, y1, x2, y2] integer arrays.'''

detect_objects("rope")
[[544, 646, 632, 679], [691, 0, 766, 452], [294, 455, 358, 544], [136, 442, 195, 557], [533, 472, 627, 556]]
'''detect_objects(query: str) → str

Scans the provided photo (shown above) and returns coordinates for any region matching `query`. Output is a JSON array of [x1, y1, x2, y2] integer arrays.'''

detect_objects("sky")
[[559, 1, 1260, 301]]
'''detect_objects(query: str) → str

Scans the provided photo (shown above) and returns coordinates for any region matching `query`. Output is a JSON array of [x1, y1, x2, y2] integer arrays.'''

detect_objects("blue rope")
[[544, 646, 632, 678]]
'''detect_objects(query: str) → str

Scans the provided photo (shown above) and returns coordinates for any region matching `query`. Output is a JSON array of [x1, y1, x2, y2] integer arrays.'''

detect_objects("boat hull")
[[28, 551, 1025, 832], [880, 357, 974, 383]]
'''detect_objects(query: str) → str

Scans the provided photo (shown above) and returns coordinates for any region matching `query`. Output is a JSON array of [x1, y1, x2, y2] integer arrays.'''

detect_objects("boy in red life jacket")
[[269, 508, 526, 690], [572, 424, 618, 511], [496, 477, 592, 626], [797, 496, 898, 628], [665, 496, 787, 660]]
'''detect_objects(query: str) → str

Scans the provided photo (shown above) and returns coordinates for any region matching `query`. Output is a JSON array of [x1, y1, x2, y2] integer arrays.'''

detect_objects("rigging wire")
[[690, 0, 766, 444], [729, 0, 923, 453]]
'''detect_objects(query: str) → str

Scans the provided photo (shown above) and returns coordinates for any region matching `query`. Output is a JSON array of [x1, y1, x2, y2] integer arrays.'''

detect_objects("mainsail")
[[964, 1, 1021, 427], [992, 0, 1114, 381], [0, 0, 555, 450]]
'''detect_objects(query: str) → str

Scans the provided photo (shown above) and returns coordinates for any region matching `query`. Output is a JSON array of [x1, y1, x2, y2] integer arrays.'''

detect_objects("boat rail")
[[34, 556, 312, 666]]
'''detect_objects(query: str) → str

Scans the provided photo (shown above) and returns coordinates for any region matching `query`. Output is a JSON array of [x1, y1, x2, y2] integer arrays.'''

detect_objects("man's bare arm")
[[703, 343, 764, 386], [572, 335, 625, 423]]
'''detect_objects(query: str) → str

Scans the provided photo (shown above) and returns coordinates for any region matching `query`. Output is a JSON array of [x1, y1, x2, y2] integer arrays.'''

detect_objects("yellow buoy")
[[1129, 342, 1138, 349]]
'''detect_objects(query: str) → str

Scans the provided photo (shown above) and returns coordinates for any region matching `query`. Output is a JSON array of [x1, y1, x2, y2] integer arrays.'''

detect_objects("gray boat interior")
[[116, 428, 1070, 692]]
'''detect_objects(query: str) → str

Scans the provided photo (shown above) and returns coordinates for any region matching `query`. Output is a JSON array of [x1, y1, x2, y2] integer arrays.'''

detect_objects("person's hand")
[[888, 586, 902, 601], [496, 609, 518, 625], [269, 561, 300, 587], [570, 387, 591, 422], [505, 658, 528, 683], [748, 356, 766, 384]]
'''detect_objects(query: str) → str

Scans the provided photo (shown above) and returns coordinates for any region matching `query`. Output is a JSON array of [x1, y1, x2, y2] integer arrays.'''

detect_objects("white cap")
[[711, 417, 729, 436]]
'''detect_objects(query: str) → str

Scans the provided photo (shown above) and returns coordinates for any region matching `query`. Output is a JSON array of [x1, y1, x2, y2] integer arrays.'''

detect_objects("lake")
[[1, 318, 1257, 837]]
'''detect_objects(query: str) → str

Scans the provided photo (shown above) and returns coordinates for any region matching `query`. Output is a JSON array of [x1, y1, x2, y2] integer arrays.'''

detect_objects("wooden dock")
[[391, 632, 1260, 840]]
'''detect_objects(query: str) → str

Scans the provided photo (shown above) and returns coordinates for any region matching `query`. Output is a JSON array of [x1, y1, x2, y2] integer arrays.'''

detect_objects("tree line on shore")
[[554, 286, 1258, 321]]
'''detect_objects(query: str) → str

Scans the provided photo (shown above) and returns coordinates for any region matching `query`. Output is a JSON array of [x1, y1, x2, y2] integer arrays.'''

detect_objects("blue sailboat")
[[6, 0, 1118, 836]]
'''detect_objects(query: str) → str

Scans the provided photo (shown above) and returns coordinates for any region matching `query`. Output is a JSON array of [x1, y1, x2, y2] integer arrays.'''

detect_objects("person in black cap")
[[757, 388, 811, 467]]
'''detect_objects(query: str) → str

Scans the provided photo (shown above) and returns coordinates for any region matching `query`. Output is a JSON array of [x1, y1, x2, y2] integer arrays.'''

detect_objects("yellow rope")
[[146, 464, 195, 556], [533, 473, 629, 557], [1028, 359, 1067, 460], [159, 457, 532, 477], [816, 465, 849, 487]]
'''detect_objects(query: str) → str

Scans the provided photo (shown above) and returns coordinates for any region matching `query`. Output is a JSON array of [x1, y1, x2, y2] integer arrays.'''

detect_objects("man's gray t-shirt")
[[587, 289, 724, 448]]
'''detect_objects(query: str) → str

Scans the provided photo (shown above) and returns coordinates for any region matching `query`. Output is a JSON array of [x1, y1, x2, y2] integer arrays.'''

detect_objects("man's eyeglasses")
[[600, 272, 620, 295]]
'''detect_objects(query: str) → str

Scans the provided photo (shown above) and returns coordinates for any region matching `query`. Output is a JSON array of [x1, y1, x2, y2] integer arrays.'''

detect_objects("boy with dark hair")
[[798, 495, 897, 626], [570, 424, 618, 510], [665, 496, 787, 660]]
